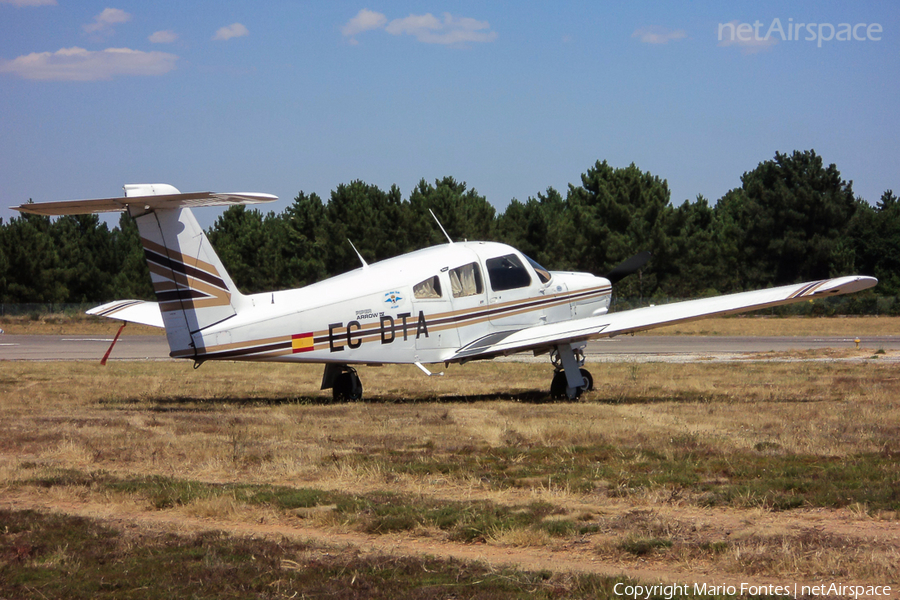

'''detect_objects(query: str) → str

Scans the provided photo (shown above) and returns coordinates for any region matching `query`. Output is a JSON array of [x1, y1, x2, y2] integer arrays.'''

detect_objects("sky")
[[2, 1, 899, 230]]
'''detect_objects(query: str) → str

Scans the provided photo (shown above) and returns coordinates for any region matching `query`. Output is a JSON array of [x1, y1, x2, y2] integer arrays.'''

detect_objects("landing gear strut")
[[322, 364, 364, 402], [549, 344, 593, 400]]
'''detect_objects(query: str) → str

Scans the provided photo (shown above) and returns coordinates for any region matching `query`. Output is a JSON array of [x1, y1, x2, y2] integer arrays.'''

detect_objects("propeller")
[[603, 251, 652, 284]]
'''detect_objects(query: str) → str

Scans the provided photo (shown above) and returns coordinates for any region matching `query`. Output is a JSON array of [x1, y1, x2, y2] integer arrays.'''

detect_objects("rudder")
[[124, 184, 246, 359]]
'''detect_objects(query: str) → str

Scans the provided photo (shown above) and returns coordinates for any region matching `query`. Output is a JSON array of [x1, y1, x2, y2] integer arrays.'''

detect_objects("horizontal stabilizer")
[[87, 300, 164, 328], [12, 188, 277, 216]]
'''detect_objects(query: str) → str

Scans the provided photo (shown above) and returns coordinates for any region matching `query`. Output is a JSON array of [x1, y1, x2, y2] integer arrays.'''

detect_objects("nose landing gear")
[[549, 344, 593, 400]]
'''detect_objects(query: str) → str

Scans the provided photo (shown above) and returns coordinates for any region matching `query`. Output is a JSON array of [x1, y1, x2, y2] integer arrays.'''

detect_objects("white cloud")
[[717, 21, 778, 54], [0, 46, 178, 81], [213, 23, 249, 41], [0, 0, 57, 6], [341, 10, 496, 46], [342, 8, 387, 39], [83, 7, 131, 34], [385, 12, 497, 45], [632, 26, 687, 44], [149, 30, 177, 44]]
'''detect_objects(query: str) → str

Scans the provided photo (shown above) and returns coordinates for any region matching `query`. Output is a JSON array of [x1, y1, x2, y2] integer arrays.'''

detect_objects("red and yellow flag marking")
[[291, 332, 315, 353]]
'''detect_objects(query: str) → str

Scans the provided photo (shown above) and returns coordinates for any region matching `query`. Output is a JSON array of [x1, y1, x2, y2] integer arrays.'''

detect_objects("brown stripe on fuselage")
[[177, 285, 610, 360]]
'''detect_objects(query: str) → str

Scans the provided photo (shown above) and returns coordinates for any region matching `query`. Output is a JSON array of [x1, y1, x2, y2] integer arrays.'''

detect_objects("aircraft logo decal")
[[384, 291, 403, 307]]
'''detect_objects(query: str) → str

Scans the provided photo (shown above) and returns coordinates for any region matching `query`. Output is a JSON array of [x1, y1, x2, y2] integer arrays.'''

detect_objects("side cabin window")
[[449, 262, 483, 298], [413, 275, 442, 299], [486, 254, 532, 291], [525, 254, 551, 284]]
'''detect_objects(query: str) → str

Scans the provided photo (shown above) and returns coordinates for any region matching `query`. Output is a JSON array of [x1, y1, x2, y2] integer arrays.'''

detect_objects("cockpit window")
[[525, 254, 551, 284], [486, 254, 532, 291], [414, 275, 442, 299], [449, 262, 483, 298]]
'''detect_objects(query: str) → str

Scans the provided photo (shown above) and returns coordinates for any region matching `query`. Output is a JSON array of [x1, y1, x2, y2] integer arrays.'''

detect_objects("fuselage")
[[175, 241, 612, 365]]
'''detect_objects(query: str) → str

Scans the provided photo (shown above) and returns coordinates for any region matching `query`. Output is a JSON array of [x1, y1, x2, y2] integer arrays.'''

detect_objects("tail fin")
[[13, 183, 277, 359], [126, 185, 242, 357]]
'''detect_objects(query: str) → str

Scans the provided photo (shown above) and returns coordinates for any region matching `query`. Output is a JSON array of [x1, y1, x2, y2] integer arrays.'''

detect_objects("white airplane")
[[14, 184, 877, 401]]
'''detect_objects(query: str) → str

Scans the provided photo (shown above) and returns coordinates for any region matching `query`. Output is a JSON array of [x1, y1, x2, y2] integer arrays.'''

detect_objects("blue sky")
[[2, 1, 899, 229]]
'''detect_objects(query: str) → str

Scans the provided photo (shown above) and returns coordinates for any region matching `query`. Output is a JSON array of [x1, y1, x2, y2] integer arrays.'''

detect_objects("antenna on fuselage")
[[347, 239, 369, 269], [429, 209, 453, 244]]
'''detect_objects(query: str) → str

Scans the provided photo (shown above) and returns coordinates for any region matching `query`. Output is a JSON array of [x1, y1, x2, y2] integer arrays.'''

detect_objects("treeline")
[[1, 149, 897, 305]]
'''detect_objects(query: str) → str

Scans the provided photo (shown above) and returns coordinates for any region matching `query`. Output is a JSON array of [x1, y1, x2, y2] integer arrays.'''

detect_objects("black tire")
[[550, 369, 591, 401], [550, 370, 578, 400], [333, 371, 363, 402], [580, 368, 594, 392]]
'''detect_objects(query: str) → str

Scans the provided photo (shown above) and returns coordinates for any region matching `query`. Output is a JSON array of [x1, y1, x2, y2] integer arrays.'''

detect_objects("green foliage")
[[111, 212, 153, 299], [618, 536, 673, 556], [0, 151, 894, 304], [851, 190, 900, 295], [715, 150, 860, 289], [51, 214, 118, 302], [1, 209, 67, 302]]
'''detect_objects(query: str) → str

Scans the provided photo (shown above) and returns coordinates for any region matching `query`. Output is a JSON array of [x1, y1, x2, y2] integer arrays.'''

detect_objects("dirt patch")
[[2, 482, 897, 598]]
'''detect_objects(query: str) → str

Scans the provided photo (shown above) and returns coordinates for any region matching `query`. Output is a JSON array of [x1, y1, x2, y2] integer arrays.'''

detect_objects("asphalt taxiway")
[[1, 334, 897, 362]]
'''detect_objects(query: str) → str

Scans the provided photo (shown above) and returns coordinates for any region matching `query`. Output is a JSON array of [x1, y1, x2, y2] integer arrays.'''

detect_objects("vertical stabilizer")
[[125, 185, 246, 358]]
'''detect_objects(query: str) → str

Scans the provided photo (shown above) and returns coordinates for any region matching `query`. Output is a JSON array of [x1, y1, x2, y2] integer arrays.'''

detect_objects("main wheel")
[[579, 368, 594, 391], [333, 370, 363, 402], [550, 370, 568, 399], [550, 369, 592, 400]]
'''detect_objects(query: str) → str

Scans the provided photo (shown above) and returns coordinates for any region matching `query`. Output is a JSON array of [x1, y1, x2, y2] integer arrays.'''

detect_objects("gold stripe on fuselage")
[[179, 285, 610, 360]]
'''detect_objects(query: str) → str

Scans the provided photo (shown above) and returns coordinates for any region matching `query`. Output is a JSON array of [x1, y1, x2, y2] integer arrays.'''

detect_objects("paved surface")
[[1, 334, 897, 362], [0, 335, 170, 361], [579, 335, 900, 363]]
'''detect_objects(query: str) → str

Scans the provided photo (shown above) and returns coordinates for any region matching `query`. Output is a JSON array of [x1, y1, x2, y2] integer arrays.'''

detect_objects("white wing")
[[12, 190, 277, 216], [452, 275, 877, 361], [87, 300, 164, 328]]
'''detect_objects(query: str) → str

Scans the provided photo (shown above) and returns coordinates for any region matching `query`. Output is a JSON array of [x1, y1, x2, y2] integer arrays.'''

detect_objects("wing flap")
[[87, 300, 164, 328], [450, 275, 878, 361]]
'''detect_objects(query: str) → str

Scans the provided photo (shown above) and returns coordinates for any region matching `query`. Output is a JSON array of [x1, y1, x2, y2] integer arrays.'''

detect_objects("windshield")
[[524, 255, 551, 284]]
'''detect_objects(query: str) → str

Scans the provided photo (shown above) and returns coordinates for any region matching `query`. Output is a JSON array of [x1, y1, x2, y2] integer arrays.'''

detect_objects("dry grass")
[[646, 315, 899, 336], [1, 357, 898, 587], [2, 359, 898, 480]]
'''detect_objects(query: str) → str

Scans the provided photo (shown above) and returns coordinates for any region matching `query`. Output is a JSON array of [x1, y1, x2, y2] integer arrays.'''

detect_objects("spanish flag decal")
[[292, 332, 315, 353]]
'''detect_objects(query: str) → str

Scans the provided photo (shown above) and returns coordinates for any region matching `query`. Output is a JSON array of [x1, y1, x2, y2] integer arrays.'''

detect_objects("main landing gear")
[[322, 364, 363, 402], [549, 344, 593, 400]]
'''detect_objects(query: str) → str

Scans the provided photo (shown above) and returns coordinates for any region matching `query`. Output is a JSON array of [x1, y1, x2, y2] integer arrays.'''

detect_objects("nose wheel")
[[549, 345, 593, 400]]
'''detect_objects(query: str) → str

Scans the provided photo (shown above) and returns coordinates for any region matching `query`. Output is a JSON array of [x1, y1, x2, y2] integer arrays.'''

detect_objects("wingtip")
[[817, 275, 878, 296]]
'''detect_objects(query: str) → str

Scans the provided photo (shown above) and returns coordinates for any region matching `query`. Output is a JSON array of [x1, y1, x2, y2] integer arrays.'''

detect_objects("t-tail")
[[11, 184, 277, 359]]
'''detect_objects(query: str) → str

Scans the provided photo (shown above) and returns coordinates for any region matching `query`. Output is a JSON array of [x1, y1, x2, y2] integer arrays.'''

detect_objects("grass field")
[[1, 357, 898, 598]]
